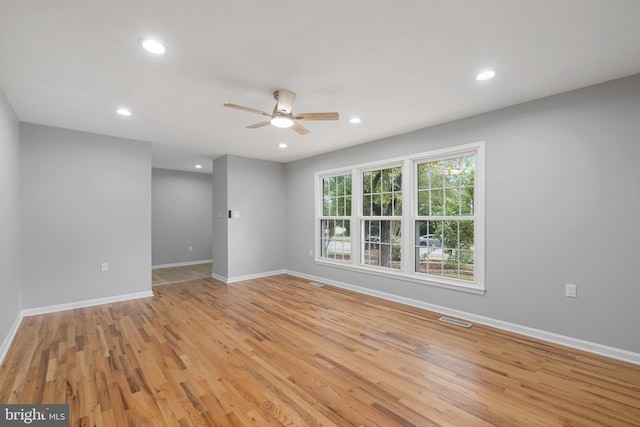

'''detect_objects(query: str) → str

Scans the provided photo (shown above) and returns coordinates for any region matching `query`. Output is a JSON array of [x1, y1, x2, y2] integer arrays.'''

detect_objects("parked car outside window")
[[418, 234, 441, 247]]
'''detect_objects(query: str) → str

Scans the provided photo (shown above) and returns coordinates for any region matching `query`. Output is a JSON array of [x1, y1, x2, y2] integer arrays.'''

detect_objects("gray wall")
[[211, 156, 229, 278], [0, 87, 21, 350], [227, 155, 286, 278], [20, 123, 152, 308], [285, 74, 640, 354], [211, 155, 286, 281], [152, 168, 212, 266]]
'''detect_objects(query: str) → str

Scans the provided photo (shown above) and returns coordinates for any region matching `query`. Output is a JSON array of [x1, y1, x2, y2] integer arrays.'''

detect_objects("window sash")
[[320, 218, 352, 262], [413, 152, 477, 282], [319, 173, 353, 262]]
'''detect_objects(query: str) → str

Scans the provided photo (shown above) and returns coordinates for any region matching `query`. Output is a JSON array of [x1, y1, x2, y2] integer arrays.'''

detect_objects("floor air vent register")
[[439, 316, 473, 328], [307, 282, 326, 288]]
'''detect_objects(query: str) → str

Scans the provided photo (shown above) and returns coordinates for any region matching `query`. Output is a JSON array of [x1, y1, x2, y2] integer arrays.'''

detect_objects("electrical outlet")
[[188, 246, 193, 252], [101, 262, 109, 272], [308, 249, 313, 257], [565, 283, 577, 298]]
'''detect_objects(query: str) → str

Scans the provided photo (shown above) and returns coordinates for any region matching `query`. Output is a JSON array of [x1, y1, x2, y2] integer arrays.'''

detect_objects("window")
[[361, 166, 402, 270], [316, 142, 484, 293], [415, 155, 475, 281], [319, 174, 352, 261]]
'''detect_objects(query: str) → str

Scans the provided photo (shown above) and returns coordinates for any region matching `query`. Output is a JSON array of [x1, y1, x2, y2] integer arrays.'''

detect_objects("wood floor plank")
[[152, 263, 212, 286], [1, 273, 640, 426]]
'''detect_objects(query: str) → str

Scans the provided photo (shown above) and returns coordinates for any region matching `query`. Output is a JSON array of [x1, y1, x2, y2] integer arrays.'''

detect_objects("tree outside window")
[[361, 166, 402, 270]]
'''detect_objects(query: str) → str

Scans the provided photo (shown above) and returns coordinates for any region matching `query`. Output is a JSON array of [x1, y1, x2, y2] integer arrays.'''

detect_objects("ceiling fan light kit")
[[224, 89, 339, 135], [270, 116, 294, 128]]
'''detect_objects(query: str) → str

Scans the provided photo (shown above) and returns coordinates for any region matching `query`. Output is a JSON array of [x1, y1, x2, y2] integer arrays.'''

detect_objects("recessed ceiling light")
[[349, 117, 362, 124], [476, 70, 496, 81], [278, 142, 288, 149], [116, 108, 132, 116], [194, 164, 203, 169], [140, 38, 166, 55]]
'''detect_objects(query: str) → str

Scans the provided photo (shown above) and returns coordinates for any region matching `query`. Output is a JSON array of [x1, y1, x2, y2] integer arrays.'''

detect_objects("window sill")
[[314, 258, 485, 295]]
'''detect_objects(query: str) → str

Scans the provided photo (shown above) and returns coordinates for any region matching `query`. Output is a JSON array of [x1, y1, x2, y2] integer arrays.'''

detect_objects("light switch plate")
[[565, 283, 577, 298]]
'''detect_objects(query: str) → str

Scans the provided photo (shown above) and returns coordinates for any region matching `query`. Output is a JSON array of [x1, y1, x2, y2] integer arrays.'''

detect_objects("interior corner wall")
[[285, 73, 640, 354], [20, 123, 152, 309], [211, 155, 286, 281], [211, 156, 229, 279], [227, 155, 286, 279], [0, 86, 21, 350], [152, 168, 213, 266]]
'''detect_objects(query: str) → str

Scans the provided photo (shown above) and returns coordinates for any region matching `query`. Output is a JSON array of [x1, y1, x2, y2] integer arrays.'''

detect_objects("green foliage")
[[363, 167, 402, 217], [416, 155, 474, 217], [323, 174, 352, 216], [391, 234, 402, 261]]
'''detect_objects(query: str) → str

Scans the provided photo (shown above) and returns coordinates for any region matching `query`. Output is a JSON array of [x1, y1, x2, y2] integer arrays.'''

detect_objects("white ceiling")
[[1, 1, 640, 174]]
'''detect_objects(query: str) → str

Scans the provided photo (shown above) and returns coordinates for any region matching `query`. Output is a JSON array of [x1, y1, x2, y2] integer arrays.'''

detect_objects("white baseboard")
[[227, 269, 287, 284], [286, 270, 640, 366], [0, 311, 24, 366], [212, 269, 287, 284], [152, 259, 212, 269], [21, 290, 155, 317], [211, 272, 227, 283]]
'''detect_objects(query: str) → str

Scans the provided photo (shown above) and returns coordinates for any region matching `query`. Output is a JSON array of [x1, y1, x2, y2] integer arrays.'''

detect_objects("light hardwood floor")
[[1, 274, 639, 426], [152, 263, 212, 286]]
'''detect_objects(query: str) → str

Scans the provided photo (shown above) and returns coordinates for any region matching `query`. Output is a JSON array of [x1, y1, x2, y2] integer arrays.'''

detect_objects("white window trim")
[[314, 141, 485, 295]]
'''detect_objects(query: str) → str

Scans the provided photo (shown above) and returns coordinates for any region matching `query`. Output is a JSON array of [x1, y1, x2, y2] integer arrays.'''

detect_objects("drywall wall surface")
[[0, 86, 21, 349], [211, 156, 229, 279], [285, 74, 640, 353], [152, 168, 212, 266], [20, 123, 152, 308], [227, 155, 286, 279]]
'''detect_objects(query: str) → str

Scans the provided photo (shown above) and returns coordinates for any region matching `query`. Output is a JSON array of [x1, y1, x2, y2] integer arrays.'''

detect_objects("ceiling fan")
[[223, 89, 339, 135]]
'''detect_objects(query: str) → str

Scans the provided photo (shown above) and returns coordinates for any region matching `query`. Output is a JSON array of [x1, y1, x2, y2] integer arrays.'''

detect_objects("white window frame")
[[314, 141, 485, 294], [317, 172, 353, 263]]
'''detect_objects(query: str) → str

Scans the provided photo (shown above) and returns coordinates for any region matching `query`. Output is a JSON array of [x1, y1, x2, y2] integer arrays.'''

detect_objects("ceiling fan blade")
[[291, 121, 310, 135], [246, 121, 271, 129], [224, 102, 271, 117], [275, 89, 296, 114], [294, 112, 339, 121]]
